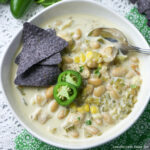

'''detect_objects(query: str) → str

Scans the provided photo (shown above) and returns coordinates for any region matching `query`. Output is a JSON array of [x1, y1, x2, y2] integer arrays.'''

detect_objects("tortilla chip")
[[137, 0, 150, 13], [15, 52, 62, 66], [147, 19, 150, 26], [15, 28, 56, 65], [15, 65, 61, 87], [17, 22, 68, 75], [129, 0, 137, 4], [145, 9, 150, 20], [40, 53, 62, 65]]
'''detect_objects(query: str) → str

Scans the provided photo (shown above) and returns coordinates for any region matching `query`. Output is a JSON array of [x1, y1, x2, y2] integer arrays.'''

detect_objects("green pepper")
[[0, 0, 8, 3], [53, 82, 77, 106], [58, 70, 82, 88], [35, 0, 61, 7], [10, 0, 33, 18]]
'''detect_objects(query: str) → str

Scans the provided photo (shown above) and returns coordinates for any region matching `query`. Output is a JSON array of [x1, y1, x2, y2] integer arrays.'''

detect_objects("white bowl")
[[1, 0, 150, 149]]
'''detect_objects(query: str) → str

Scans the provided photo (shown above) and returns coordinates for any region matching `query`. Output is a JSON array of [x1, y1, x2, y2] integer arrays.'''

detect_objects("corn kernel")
[[90, 106, 99, 114], [80, 53, 86, 63], [86, 51, 93, 59], [84, 104, 90, 112], [98, 63, 102, 68], [74, 56, 80, 63], [70, 103, 77, 111], [77, 107, 84, 113]]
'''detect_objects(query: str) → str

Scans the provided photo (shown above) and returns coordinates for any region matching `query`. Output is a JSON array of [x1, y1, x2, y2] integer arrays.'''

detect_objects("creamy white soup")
[[11, 14, 142, 139]]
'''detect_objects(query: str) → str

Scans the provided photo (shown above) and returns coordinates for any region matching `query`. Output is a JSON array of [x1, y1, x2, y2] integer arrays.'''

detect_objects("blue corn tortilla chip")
[[145, 9, 150, 20], [15, 54, 20, 65], [23, 26, 56, 44], [17, 22, 68, 75], [147, 19, 150, 26], [15, 52, 62, 66], [40, 53, 62, 65], [132, 0, 150, 27], [15, 65, 61, 87], [130, 0, 137, 4], [137, 0, 150, 14], [46, 28, 56, 34], [15, 28, 57, 65]]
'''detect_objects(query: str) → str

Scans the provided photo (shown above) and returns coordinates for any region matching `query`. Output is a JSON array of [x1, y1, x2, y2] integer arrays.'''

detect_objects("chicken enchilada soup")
[[11, 14, 142, 139]]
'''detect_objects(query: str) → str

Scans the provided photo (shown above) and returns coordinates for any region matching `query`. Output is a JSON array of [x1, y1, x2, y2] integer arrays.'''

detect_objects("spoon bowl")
[[89, 27, 150, 55]]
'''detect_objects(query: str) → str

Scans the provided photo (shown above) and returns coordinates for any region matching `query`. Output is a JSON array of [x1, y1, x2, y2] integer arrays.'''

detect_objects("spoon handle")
[[128, 45, 150, 54]]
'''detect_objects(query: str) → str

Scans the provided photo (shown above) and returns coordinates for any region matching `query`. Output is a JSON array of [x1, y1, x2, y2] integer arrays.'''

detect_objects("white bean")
[[67, 113, 84, 126], [45, 86, 54, 99], [104, 47, 113, 55], [70, 130, 79, 138], [103, 47, 118, 63], [112, 67, 128, 77], [57, 109, 68, 119], [87, 60, 98, 69], [88, 78, 102, 86], [90, 41, 101, 49], [103, 113, 113, 124], [126, 71, 135, 79], [85, 126, 100, 135], [50, 101, 59, 112], [110, 90, 120, 100], [94, 85, 106, 97]]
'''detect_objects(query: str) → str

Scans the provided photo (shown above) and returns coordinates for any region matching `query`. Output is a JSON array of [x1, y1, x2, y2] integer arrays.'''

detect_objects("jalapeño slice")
[[58, 70, 82, 88], [53, 82, 77, 106]]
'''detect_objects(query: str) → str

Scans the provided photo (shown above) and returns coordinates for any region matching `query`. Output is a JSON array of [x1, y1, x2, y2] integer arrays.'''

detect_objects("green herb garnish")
[[79, 66, 84, 73], [77, 117, 80, 121], [85, 120, 92, 125], [97, 38, 105, 44], [93, 67, 101, 77], [130, 84, 137, 89]]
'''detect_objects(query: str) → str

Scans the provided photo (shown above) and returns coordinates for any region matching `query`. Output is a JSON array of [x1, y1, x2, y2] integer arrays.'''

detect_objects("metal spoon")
[[88, 28, 150, 55]]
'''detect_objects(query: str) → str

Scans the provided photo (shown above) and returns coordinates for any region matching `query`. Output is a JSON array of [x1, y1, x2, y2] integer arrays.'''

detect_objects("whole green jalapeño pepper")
[[53, 82, 77, 106], [0, 0, 8, 3], [58, 70, 82, 88], [10, 0, 33, 18]]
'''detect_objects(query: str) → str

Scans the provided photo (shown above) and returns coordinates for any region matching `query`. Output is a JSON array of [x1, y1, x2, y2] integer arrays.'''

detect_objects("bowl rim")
[[1, 0, 150, 149]]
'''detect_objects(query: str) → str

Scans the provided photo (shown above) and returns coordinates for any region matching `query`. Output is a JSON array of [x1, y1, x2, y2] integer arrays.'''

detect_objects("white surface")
[[0, 0, 134, 149]]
